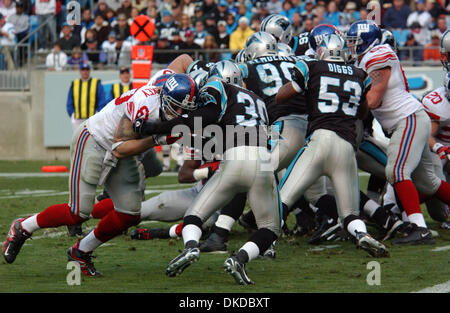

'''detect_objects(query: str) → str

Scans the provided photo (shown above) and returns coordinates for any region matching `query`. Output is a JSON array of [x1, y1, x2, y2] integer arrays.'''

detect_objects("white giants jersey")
[[422, 86, 450, 145], [147, 68, 176, 86], [87, 85, 161, 151], [357, 44, 422, 133]]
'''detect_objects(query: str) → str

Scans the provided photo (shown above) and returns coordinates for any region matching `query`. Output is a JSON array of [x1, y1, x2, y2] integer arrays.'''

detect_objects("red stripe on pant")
[[393, 117, 409, 182], [400, 113, 416, 181]]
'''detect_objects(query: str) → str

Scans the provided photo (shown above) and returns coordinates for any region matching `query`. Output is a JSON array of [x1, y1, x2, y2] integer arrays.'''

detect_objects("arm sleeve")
[[291, 60, 309, 91], [66, 83, 74, 117]]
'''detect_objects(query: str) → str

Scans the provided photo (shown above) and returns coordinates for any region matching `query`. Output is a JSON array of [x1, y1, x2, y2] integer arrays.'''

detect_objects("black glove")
[[133, 118, 159, 136]]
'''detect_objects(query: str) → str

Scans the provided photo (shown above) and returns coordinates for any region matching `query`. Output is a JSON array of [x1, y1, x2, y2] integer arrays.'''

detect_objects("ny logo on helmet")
[[357, 24, 370, 34], [166, 76, 179, 92]]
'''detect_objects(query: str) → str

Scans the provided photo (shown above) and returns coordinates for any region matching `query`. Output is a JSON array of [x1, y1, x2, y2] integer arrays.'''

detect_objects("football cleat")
[[166, 247, 200, 277], [292, 209, 317, 237], [67, 223, 84, 237], [391, 226, 435, 245], [261, 244, 276, 259], [2, 218, 31, 264], [377, 212, 404, 241], [224, 253, 254, 285], [67, 240, 102, 276], [130, 228, 170, 240], [440, 221, 450, 230], [199, 233, 228, 254], [355, 231, 389, 258], [308, 215, 340, 245]]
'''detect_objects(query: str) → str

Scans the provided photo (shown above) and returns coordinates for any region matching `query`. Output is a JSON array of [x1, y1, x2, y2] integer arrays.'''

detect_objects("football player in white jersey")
[[346, 20, 450, 245], [2, 73, 199, 277]]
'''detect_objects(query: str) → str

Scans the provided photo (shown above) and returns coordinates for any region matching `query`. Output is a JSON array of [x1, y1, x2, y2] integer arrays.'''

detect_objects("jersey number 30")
[[318, 76, 362, 116]]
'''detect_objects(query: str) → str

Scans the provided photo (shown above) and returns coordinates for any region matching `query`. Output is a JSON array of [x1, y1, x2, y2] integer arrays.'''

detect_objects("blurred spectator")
[[399, 33, 423, 63], [112, 13, 130, 41], [423, 32, 441, 61], [281, 0, 295, 20], [105, 0, 122, 12], [66, 63, 106, 132], [291, 12, 303, 35], [91, 13, 111, 47], [250, 14, 261, 32], [129, 7, 140, 22], [181, 0, 196, 17], [132, 0, 147, 12], [105, 8, 117, 26], [116, 0, 133, 19], [315, 5, 332, 24], [193, 20, 208, 47], [57, 23, 80, 51], [159, 0, 173, 15], [268, 0, 283, 14], [203, 34, 220, 62], [426, 0, 447, 20], [109, 66, 132, 102], [216, 0, 229, 20], [435, 15, 447, 36], [359, 7, 368, 21], [85, 37, 107, 68], [81, 28, 96, 49], [236, 3, 253, 22], [225, 13, 237, 35], [301, 0, 317, 20], [201, 0, 217, 15], [342, 2, 359, 24], [67, 46, 89, 69], [215, 20, 230, 49], [407, 0, 432, 45], [229, 16, 254, 52], [171, 30, 183, 50], [191, 4, 205, 25], [101, 31, 117, 65], [46, 42, 67, 71], [256, 2, 270, 20], [156, 10, 179, 42], [303, 17, 314, 32], [0, 0, 15, 19], [226, 0, 239, 16], [204, 12, 218, 38], [115, 34, 132, 66], [178, 14, 192, 41], [0, 12, 15, 69], [140, 0, 155, 16], [179, 29, 201, 59], [326, 1, 341, 26], [35, 0, 57, 51], [172, 0, 182, 21], [81, 9, 94, 29], [154, 35, 175, 64], [7, 1, 28, 44], [94, 0, 109, 19], [383, 0, 411, 29]]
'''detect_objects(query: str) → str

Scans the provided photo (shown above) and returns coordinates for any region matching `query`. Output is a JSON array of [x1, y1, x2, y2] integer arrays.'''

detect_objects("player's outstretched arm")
[[366, 67, 391, 110], [167, 54, 195, 73]]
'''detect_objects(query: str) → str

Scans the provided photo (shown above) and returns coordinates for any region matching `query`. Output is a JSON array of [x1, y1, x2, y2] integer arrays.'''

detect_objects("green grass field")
[[0, 160, 449, 293]]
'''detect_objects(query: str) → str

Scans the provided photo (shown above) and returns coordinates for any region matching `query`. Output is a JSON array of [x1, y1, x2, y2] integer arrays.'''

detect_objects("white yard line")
[[413, 280, 450, 293], [431, 245, 450, 252]]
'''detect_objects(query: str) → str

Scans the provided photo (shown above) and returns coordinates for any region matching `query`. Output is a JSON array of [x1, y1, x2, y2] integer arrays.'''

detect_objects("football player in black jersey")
[[276, 34, 389, 258], [136, 61, 280, 285]]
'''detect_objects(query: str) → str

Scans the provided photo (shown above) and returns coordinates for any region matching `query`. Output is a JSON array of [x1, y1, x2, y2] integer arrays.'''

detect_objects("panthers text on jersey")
[[88, 85, 161, 151], [422, 86, 450, 146], [241, 54, 310, 124], [291, 58, 370, 148], [356, 44, 423, 133]]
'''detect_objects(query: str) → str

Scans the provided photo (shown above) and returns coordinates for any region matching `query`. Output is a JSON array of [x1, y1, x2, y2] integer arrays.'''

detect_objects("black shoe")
[[261, 244, 276, 259], [308, 215, 340, 245], [376, 212, 404, 241], [238, 211, 258, 232], [391, 226, 435, 245], [395, 221, 416, 236], [224, 253, 254, 285], [2, 218, 31, 264], [292, 209, 317, 236], [67, 240, 102, 276], [355, 231, 390, 258], [199, 233, 228, 253], [130, 228, 170, 240], [440, 221, 450, 230], [67, 223, 84, 237], [166, 247, 200, 277]]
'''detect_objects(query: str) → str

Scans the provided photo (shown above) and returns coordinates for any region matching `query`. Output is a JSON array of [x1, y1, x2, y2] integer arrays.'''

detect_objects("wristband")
[[433, 142, 444, 153], [193, 167, 210, 181], [112, 141, 124, 151]]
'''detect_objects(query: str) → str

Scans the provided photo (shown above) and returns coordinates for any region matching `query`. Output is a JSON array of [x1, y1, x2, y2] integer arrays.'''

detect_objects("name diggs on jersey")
[[327, 63, 354, 75]]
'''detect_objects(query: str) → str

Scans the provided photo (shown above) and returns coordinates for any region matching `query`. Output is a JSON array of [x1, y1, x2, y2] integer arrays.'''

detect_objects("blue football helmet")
[[152, 73, 173, 87], [346, 20, 382, 57], [160, 73, 199, 121], [308, 24, 341, 51]]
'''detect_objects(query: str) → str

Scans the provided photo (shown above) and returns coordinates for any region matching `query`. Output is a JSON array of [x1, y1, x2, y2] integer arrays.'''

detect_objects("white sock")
[[346, 219, 367, 237], [215, 214, 235, 231], [169, 224, 181, 238], [21, 214, 39, 233], [363, 199, 380, 217], [182, 224, 202, 246], [407, 213, 427, 228], [78, 230, 103, 253], [240, 241, 260, 262]]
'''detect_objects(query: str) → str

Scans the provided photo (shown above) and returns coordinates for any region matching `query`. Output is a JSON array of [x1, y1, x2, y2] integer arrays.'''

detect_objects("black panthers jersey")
[[198, 80, 269, 150], [289, 32, 310, 56], [240, 55, 310, 124], [291, 59, 370, 148], [186, 60, 215, 74]]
